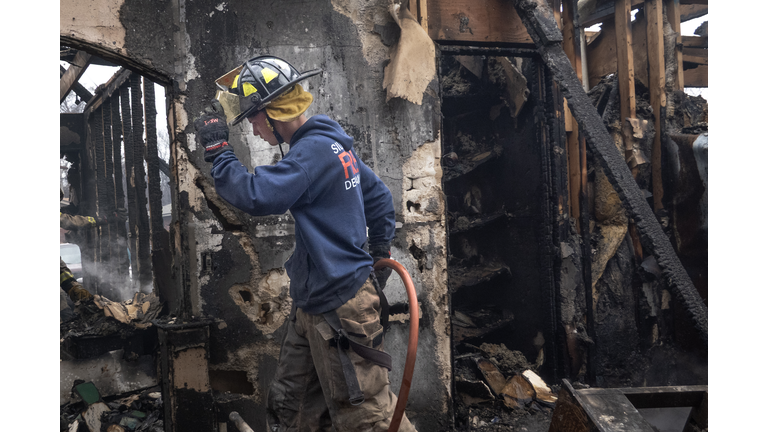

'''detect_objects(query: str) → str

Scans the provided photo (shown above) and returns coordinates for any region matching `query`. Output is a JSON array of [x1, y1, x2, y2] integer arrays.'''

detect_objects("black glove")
[[194, 100, 232, 162], [370, 243, 392, 290]]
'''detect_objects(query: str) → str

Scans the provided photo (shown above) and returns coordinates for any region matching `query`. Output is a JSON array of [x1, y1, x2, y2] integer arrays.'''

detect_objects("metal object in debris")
[[229, 412, 255, 432], [548, 380, 707, 431]]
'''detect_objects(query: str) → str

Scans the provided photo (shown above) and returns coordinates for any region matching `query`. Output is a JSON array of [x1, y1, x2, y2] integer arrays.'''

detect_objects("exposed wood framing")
[[666, 0, 684, 90], [427, 0, 533, 45], [60, 50, 92, 104], [60, 65, 93, 104], [646, 0, 666, 212], [615, 0, 637, 125], [586, 16, 650, 90], [513, 0, 708, 342]]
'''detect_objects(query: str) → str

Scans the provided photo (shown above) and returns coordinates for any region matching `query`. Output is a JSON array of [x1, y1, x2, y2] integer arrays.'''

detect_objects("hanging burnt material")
[[110, 94, 130, 279], [120, 83, 140, 284], [130, 74, 153, 290]]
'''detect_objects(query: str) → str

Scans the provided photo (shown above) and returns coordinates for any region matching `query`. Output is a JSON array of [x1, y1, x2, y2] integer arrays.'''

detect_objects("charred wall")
[[442, 54, 559, 379], [61, 0, 452, 430]]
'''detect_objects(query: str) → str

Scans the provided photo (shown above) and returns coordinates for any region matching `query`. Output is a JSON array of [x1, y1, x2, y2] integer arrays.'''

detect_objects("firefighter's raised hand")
[[194, 100, 233, 162]]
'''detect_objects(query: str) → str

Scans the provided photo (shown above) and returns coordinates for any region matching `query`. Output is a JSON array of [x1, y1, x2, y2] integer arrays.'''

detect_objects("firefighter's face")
[[248, 111, 279, 146]]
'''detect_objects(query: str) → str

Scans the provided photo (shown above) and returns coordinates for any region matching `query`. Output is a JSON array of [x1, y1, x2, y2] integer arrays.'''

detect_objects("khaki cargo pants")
[[267, 277, 417, 432]]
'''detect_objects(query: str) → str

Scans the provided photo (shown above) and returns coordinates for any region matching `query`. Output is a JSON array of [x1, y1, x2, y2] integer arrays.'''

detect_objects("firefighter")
[[60, 189, 127, 301], [195, 56, 416, 431]]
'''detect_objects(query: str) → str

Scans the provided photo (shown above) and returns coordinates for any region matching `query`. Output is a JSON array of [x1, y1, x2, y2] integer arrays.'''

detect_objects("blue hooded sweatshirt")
[[210, 115, 396, 314]]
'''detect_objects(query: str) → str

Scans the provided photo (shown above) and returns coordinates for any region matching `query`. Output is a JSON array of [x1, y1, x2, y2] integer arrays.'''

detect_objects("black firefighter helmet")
[[214, 55, 321, 126]]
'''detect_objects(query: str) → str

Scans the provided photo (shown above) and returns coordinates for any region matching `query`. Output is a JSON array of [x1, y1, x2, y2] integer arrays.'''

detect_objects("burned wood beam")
[[130, 74, 153, 290], [60, 50, 92, 104], [437, 44, 538, 58], [646, 0, 667, 212], [84, 68, 132, 117], [120, 83, 140, 284], [60, 65, 93, 104], [513, 0, 708, 342], [110, 95, 130, 279]]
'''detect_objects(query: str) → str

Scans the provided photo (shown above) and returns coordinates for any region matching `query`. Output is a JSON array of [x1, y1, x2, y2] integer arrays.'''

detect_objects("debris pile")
[[61, 293, 165, 431], [61, 382, 163, 432], [454, 343, 558, 431]]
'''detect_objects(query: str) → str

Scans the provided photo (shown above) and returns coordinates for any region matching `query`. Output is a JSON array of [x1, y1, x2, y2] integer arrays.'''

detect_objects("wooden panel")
[[684, 65, 707, 87], [682, 35, 707, 48], [683, 47, 707, 65], [427, 0, 533, 45]]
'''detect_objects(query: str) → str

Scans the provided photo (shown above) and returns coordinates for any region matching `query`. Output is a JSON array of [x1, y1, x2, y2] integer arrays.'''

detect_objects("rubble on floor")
[[454, 342, 558, 431], [61, 292, 166, 432], [61, 383, 164, 432]]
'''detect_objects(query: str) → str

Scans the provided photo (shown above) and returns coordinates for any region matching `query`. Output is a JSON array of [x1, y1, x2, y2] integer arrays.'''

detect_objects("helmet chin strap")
[[265, 115, 286, 158]]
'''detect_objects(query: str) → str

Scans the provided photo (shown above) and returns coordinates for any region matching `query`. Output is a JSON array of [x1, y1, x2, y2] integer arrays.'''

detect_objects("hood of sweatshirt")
[[290, 115, 354, 151]]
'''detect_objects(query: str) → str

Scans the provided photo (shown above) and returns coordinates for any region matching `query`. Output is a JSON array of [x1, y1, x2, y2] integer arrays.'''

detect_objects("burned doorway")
[[440, 51, 562, 383], [60, 47, 175, 310]]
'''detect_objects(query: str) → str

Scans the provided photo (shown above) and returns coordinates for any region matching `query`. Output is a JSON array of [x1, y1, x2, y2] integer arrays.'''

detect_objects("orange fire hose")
[[374, 258, 419, 432]]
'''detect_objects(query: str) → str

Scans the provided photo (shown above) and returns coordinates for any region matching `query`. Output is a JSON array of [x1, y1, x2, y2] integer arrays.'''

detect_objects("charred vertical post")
[[646, 0, 667, 211], [81, 113, 100, 295], [93, 105, 110, 294], [110, 95, 130, 279], [120, 83, 139, 287], [143, 78, 174, 300], [130, 74, 153, 291], [101, 102, 121, 299], [535, 60, 561, 380]]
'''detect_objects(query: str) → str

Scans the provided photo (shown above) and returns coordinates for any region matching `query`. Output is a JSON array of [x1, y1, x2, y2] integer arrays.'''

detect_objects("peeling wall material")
[[383, 4, 437, 105]]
